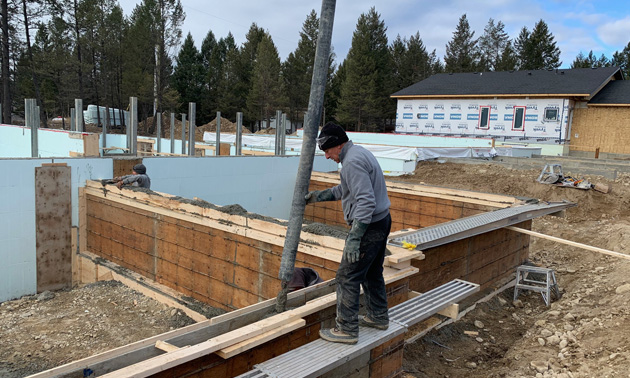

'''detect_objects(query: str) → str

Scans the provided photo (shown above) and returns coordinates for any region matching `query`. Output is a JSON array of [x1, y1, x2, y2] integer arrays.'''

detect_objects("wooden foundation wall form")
[[305, 172, 522, 232], [305, 172, 532, 295], [409, 220, 531, 294], [80, 180, 422, 312]]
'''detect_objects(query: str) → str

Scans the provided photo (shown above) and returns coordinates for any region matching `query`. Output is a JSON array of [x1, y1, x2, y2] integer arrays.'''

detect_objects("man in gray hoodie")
[[115, 163, 151, 189], [305, 122, 391, 344]]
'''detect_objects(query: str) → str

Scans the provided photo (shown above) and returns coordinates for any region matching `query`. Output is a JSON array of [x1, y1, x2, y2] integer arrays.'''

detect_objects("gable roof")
[[588, 80, 630, 106], [391, 67, 622, 99]]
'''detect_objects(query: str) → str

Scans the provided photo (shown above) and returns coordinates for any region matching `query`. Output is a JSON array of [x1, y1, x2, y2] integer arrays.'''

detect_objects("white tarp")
[[202, 132, 524, 162]]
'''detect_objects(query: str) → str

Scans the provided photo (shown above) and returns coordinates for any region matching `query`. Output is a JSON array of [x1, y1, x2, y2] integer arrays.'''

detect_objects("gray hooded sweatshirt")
[[330, 141, 390, 225]]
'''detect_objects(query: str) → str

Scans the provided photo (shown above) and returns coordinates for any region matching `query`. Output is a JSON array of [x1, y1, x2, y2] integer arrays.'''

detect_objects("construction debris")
[[537, 164, 610, 193]]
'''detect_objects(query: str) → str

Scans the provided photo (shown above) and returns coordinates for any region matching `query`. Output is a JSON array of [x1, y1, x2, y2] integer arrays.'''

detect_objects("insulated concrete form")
[[305, 172, 531, 293]]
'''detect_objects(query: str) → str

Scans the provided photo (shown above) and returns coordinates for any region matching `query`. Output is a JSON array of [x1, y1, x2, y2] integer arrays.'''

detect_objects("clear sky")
[[118, 0, 630, 69]]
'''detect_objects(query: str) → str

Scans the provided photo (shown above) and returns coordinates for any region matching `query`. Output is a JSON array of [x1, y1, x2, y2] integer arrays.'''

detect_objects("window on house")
[[478, 106, 490, 129], [544, 107, 559, 122], [512, 106, 526, 131]]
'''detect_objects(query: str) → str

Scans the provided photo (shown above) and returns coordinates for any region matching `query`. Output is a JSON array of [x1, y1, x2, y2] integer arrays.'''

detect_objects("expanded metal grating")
[[235, 279, 479, 378], [388, 201, 574, 250]]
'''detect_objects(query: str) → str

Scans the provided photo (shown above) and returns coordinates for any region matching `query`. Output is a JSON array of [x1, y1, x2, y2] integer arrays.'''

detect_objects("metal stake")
[[236, 112, 243, 156]]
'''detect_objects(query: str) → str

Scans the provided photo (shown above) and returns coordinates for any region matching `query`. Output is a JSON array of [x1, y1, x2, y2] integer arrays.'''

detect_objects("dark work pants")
[[335, 213, 392, 337]]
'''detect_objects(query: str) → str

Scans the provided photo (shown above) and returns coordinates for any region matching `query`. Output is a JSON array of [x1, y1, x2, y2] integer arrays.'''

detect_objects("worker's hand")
[[305, 189, 335, 204], [343, 220, 369, 263], [116, 181, 124, 189]]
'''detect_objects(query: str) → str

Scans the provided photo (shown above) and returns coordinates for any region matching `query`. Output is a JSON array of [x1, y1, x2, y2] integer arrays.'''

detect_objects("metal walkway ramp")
[[388, 201, 575, 250], [236, 279, 479, 378]]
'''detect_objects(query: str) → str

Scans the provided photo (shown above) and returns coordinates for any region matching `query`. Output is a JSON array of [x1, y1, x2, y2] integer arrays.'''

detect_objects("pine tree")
[[172, 33, 203, 114], [246, 33, 285, 129], [444, 14, 478, 73], [216, 33, 240, 119], [477, 18, 509, 71], [234, 23, 265, 128], [611, 41, 630, 79], [199, 30, 217, 123], [336, 7, 391, 132], [282, 10, 319, 131], [516, 20, 561, 70], [495, 41, 518, 71]]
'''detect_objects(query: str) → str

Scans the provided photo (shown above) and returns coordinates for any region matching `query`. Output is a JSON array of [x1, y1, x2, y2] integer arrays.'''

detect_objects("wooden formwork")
[[81, 180, 421, 311], [305, 172, 519, 232]]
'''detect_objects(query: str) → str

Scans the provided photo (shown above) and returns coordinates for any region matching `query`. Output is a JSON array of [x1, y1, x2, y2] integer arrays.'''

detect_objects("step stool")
[[513, 265, 561, 306]]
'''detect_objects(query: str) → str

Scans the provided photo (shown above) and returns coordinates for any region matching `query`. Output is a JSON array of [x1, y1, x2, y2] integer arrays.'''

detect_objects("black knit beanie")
[[317, 122, 349, 151], [133, 164, 147, 175]]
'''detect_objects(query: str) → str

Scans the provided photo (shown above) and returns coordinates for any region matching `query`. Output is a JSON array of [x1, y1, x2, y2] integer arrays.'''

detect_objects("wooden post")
[[595, 147, 600, 159]]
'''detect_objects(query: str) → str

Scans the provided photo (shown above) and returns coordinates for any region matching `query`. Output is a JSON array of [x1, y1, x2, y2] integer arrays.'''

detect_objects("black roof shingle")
[[588, 80, 630, 105], [391, 67, 622, 98]]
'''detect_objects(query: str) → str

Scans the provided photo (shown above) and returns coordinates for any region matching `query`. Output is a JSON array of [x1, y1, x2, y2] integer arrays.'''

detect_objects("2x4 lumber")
[[506, 226, 630, 261], [216, 318, 306, 359], [155, 340, 181, 353]]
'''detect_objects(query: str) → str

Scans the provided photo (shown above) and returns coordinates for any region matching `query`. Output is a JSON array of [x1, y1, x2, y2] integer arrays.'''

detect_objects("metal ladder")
[[513, 265, 561, 306]]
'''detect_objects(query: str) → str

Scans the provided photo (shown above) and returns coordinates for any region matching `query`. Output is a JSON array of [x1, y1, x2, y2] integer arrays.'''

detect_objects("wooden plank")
[[507, 226, 630, 261], [216, 318, 306, 359], [83, 133, 100, 156], [35, 165, 72, 292], [155, 340, 181, 353]]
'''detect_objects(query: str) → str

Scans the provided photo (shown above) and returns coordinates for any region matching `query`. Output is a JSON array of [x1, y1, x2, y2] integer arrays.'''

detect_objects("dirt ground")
[[397, 161, 630, 378], [2, 160, 630, 377]]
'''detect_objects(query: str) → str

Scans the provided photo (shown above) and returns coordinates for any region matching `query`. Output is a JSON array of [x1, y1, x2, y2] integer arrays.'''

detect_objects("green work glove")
[[343, 220, 369, 263], [304, 188, 335, 204]]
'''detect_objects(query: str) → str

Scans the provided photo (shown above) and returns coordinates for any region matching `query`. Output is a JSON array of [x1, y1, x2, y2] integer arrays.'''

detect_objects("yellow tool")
[[401, 241, 417, 250]]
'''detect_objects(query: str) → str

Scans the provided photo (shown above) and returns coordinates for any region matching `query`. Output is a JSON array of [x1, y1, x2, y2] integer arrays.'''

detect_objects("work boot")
[[359, 315, 389, 330], [319, 327, 358, 344]]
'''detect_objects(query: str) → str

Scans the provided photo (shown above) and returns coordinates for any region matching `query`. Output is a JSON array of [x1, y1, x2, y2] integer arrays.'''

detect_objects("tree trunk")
[[21, 0, 47, 127], [1, 0, 10, 124], [73, 0, 84, 99]]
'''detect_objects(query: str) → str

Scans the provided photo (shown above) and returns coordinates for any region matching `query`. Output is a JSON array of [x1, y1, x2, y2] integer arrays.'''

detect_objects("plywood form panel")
[[36, 165, 73, 292], [571, 107, 630, 154]]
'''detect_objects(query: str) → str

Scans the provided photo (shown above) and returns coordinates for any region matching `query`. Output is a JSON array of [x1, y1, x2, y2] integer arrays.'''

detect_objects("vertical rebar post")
[[130, 97, 138, 155], [156, 112, 162, 154], [215, 111, 221, 156], [236, 112, 243, 156], [188, 103, 196, 156], [170, 112, 175, 154]]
